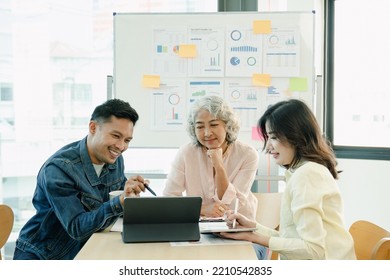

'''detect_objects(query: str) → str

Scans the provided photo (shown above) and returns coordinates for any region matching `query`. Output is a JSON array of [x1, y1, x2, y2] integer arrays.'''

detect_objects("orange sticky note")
[[178, 44, 197, 58], [142, 75, 160, 88], [252, 74, 271, 87], [253, 20, 271, 34], [252, 126, 263, 141]]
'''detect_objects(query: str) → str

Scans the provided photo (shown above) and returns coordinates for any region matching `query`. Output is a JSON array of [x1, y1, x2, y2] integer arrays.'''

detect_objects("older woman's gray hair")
[[187, 95, 240, 146]]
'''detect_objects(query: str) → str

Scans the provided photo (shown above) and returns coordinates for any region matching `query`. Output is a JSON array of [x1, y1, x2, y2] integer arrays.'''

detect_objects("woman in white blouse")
[[221, 99, 356, 260]]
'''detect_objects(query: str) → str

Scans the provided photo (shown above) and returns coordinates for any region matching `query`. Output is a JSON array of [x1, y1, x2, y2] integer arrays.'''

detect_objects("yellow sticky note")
[[142, 75, 160, 88], [252, 74, 271, 87], [289, 77, 308, 92], [178, 44, 197, 58], [253, 20, 272, 34]]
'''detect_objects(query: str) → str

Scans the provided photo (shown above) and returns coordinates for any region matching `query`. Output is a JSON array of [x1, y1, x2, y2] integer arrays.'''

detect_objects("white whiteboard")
[[114, 12, 315, 148]]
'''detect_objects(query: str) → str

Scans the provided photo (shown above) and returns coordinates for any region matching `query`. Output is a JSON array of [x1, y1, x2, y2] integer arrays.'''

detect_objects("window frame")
[[324, 0, 390, 160]]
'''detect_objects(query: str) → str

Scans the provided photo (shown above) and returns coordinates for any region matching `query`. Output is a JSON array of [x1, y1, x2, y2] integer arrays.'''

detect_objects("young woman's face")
[[194, 109, 228, 150], [265, 121, 295, 166]]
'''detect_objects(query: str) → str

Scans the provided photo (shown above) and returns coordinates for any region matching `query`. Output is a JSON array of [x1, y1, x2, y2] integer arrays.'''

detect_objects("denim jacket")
[[15, 137, 126, 259]]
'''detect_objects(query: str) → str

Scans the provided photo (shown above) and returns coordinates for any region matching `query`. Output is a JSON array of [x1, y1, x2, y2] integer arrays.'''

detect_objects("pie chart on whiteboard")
[[230, 57, 240, 66], [168, 93, 180, 105]]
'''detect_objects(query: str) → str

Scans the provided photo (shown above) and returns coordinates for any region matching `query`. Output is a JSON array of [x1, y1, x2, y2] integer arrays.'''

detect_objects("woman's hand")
[[220, 212, 270, 246], [219, 231, 258, 243], [225, 211, 256, 229], [219, 230, 270, 247], [201, 202, 229, 218], [206, 148, 223, 168]]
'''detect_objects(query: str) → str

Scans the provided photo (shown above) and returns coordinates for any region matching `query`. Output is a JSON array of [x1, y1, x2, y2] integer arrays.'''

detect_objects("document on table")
[[199, 216, 224, 222], [199, 221, 229, 232], [112, 219, 233, 233], [199, 222, 257, 233], [110, 217, 123, 232], [110, 218, 250, 246]]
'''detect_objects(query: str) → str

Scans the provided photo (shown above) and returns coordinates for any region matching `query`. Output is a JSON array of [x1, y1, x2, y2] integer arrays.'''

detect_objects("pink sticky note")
[[252, 126, 263, 141]]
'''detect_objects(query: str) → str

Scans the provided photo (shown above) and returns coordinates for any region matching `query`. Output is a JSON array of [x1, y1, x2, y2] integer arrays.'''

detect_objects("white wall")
[[337, 158, 390, 230]]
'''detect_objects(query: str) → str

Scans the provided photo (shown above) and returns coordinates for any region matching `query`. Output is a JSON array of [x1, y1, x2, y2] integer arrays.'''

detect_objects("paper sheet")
[[110, 217, 123, 232]]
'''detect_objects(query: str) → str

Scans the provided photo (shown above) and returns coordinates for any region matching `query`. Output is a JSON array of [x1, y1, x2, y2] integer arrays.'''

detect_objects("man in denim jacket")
[[13, 99, 148, 260]]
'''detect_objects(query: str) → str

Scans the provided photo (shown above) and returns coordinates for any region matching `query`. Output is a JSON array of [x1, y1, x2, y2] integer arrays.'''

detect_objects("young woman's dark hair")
[[258, 99, 339, 179]]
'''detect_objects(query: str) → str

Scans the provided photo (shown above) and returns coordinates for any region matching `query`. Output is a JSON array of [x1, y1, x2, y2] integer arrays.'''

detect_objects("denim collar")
[[79, 136, 118, 185]]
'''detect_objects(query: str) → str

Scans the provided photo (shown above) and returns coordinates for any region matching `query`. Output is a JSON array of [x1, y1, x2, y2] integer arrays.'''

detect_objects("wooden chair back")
[[253, 192, 283, 260], [349, 220, 390, 260], [0, 204, 14, 260], [254, 192, 282, 230]]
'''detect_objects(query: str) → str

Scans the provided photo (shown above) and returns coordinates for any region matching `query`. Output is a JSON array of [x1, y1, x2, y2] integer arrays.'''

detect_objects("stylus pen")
[[144, 183, 157, 196], [232, 198, 239, 228]]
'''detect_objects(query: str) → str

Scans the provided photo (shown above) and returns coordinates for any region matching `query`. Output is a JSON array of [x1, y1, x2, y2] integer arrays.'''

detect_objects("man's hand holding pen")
[[120, 175, 152, 205], [144, 183, 157, 196]]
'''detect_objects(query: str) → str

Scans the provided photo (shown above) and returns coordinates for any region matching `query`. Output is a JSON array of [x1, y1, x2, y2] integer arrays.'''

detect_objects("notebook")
[[199, 221, 257, 233], [122, 196, 202, 243]]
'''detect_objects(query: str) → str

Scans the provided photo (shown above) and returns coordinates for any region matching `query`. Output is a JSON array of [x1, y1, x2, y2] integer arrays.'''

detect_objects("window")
[[325, 0, 390, 159], [0, 0, 317, 260], [0, 0, 217, 260], [0, 83, 13, 101]]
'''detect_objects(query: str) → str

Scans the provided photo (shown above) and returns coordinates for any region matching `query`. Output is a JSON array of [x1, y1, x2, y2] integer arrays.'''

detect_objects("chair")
[[254, 192, 282, 230], [349, 220, 390, 260], [0, 204, 14, 260], [253, 192, 283, 260]]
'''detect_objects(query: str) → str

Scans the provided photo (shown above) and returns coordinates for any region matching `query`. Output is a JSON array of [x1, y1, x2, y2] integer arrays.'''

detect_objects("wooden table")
[[75, 231, 257, 260]]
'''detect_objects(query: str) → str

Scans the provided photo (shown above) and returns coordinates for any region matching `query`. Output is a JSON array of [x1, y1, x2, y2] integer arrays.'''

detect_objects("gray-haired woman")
[[163, 95, 258, 222]]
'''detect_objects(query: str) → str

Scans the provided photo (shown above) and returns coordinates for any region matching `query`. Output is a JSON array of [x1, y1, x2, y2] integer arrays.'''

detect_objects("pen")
[[144, 183, 157, 196], [232, 198, 239, 228]]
